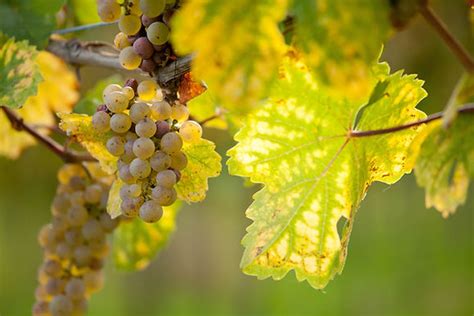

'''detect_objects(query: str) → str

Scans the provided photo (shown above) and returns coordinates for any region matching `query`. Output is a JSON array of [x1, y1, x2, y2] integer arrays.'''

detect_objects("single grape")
[[42, 259, 62, 277], [151, 185, 177, 206], [129, 102, 151, 123], [55, 242, 72, 259], [105, 91, 129, 113], [170, 151, 188, 170], [99, 213, 119, 232], [155, 120, 171, 138], [156, 169, 177, 188], [122, 86, 135, 100], [179, 120, 203, 143], [137, 80, 159, 101], [106, 135, 125, 156], [121, 139, 136, 163], [92, 111, 111, 132], [118, 164, 137, 184], [140, 0, 165, 18], [102, 83, 122, 100], [139, 200, 164, 223], [65, 278, 85, 300], [119, 14, 142, 36], [114, 32, 131, 49], [84, 271, 105, 294], [74, 245, 92, 267], [82, 219, 104, 241], [120, 183, 142, 199], [126, 0, 142, 15], [50, 295, 73, 316], [121, 196, 143, 217], [140, 58, 156, 73], [133, 37, 154, 59], [150, 150, 171, 171], [160, 132, 183, 154], [119, 46, 142, 70], [171, 104, 190, 122], [151, 100, 171, 120], [133, 137, 155, 159], [136, 117, 157, 137], [64, 228, 83, 246], [147, 22, 170, 45], [52, 195, 70, 215], [67, 205, 88, 227], [124, 78, 138, 93], [97, 0, 121, 22], [141, 15, 159, 27], [84, 184, 103, 204], [129, 158, 152, 179], [110, 113, 132, 133], [32, 301, 49, 316]]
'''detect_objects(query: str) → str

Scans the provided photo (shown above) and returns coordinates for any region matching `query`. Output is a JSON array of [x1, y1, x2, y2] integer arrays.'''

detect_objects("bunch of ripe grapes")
[[92, 79, 203, 223], [97, 0, 177, 72], [33, 164, 120, 316]]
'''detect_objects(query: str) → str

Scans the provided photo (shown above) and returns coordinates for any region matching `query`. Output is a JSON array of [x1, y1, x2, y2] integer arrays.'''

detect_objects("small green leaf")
[[0, 37, 42, 108], [289, 0, 391, 100], [75, 75, 121, 115], [227, 57, 426, 289], [58, 113, 117, 173], [442, 73, 474, 127], [0, 0, 64, 47], [113, 201, 182, 271], [171, 0, 288, 111], [70, 0, 101, 25], [176, 138, 222, 203]]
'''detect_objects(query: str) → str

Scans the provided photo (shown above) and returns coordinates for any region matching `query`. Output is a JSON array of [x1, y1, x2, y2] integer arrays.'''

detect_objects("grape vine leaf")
[[176, 138, 222, 203], [408, 117, 474, 218], [107, 178, 124, 219], [0, 37, 42, 109], [227, 57, 427, 289], [0, 0, 64, 47], [171, 0, 288, 111], [289, 0, 390, 100], [113, 201, 182, 271], [442, 73, 474, 128], [0, 51, 78, 159], [58, 113, 117, 173]]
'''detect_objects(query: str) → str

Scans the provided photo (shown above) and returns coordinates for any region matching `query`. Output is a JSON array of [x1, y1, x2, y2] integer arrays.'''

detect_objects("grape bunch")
[[92, 79, 203, 223], [33, 164, 120, 316], [97, 0, 177, 72]]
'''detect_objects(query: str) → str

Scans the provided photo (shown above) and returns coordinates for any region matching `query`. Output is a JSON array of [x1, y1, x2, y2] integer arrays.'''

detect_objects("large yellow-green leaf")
[[171, 0, 288, 111], [176, 138, 222, 203], [58, 113, 117, 173], [409, 117, 474, 218], [227, 57, 427, 289], [289, 0, 391, 100], [442, 73, 474, 127], [113, 201, 182, 271], [107, 178, 124, 218], [0, 37, 42, 108], [70, 0, 101, 25]]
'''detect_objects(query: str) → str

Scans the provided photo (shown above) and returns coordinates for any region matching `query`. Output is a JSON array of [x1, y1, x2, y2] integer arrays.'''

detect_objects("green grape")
[[171, 103, 190, 122], [110, 113, 132, 133], [119, 14, 142, 36], [170, 151, 188, 170], [120, 183, 142, 199], [137, 80, 159, 101], [64, 228, 83, 247], [50, 295, 73, 316], [118, 164, 137, 184], [179, 120, 202, 143], [129, 158, 151, 179], [99, 213, 119, 232], [102, 83, 122, 100], [92, 111, 111, 132], [122, 86, 135, 100], [139, 200, 163, 223], [150, 150, 171, 171], [120, 196, 143, 217], [119, 47, 142, 70], [150, 100, 171, 120], [105, 91, 129, 113], [43, 259, 62, 277], [67, 205, 88, 227], [126, 0, 142, 15], [160, 132, 183, 154], [55, 242, 72, 260], [45, 278, 65, 296], [146, 22, 170, 45], [140, 0, 165, 18], [156, 169, 177, 188], [136, 117, 157, 137], [84, 271, 105, 294], [81, 219, 104, 241], [74, 245, 92, 267], [97, 0, 121, 22], [114, 32, 131, 50], [84, 184, 103, 204], [65, 278, 85, 300], [51, 195, 70, 215], [151, 185, 177, 206], [129, 102, 151, 123], [106, 135, 125, 156], [133, 137, 155, 159]]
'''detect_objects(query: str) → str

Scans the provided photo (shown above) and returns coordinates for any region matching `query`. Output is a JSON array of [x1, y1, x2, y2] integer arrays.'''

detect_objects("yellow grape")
[[119, 14, 141, 36]]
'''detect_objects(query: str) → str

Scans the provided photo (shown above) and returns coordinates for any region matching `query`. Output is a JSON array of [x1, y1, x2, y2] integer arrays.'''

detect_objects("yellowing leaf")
[[107, 178, 124, 218], [227, 57, 426, 289], [0, 51, 78, 159], [58, 113, 117, 173], [0, 37, 42, 108], [176, 138, 222, 202], [290, 0, 391, 100], [171, 0, 288, 111], [113, 202, 182, 271]]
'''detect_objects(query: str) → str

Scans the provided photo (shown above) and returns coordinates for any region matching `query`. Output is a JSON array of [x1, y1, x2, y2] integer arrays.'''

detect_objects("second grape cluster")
[[97, 0, 177, 72], [92, 79, 203, 223]]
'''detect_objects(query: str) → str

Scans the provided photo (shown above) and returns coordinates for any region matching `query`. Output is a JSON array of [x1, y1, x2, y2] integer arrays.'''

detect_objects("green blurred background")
[[0, 1, 472, 315]]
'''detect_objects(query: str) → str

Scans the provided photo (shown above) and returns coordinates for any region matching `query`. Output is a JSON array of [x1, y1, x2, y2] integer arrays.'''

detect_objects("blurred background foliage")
[[0, 1, 472, 315]]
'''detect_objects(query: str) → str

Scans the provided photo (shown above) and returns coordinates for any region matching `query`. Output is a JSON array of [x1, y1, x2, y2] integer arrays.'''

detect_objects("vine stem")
[[420, 4, 474, 73], [350, 103, 474, 137], [52, 22, 117, 35], [0, 106, 96, 163]]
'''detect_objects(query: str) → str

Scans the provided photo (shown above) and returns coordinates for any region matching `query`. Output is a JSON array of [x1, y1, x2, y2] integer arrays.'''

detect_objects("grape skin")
[[137, 80, 159, 101], [146, 22, 170, 46], [140, 0, 166, 18], [92, 111, 111, 132], [129, 158, 152, 179], [179, 120, 203, 143], [119, 14, 142, 36], [160, 132, 183, 154], [139, 200, 163, 223], [136, 117, 157, 137], [110, 113, 132, 133], [133, 137, 156, 159], [119, 47, 142, 70], [151, 101, 171, 120], [156, 170, 177, 188]]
